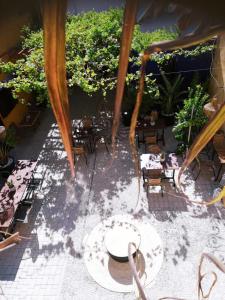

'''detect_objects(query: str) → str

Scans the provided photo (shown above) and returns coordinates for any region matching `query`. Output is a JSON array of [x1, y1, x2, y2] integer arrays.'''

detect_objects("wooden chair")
[[82, 118, 93, 129], [73, 146, 87, 165], [146, 144, 161, 154], [0, 232, 21, 253], [144, 131, 157, 152], [143, 169, 163, 197]]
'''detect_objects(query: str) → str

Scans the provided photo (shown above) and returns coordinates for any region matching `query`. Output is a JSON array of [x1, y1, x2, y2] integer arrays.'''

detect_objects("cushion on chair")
[[147, 178, 161, 186]]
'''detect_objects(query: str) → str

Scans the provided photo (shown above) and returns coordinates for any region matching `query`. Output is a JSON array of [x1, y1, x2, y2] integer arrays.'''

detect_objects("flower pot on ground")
[[7, 180, 15, 192]]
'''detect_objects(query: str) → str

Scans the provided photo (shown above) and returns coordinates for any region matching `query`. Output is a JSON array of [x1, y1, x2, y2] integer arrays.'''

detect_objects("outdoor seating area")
[[0, 102, 223, 299], [72, 116, 111, 162], [0, 1, 225, 299]]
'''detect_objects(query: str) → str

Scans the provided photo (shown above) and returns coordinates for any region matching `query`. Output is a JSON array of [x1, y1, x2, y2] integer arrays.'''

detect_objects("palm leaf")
[[171, 75, 183, 94], [161, 71, 172, 92]]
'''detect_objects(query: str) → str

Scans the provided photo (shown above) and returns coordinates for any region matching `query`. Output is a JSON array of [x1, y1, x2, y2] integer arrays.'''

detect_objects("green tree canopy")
[[0, 9, 177, 104], [0, 8, 213, 106]]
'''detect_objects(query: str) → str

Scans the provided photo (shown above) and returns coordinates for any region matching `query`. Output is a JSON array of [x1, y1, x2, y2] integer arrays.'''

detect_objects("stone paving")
[[0, 103, 225, 300]]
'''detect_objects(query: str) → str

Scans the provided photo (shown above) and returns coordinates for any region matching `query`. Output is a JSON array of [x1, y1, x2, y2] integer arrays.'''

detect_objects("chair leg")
[[104, 142, 109, 153], [84, 154, 88, 165], [214, 164, 223, 182], [146, 185, 149, 196], [161, 185, 163, 197]]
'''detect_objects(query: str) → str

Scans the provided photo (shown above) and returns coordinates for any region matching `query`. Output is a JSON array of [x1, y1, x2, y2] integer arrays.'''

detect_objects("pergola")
[[0, 1, 225, 298]]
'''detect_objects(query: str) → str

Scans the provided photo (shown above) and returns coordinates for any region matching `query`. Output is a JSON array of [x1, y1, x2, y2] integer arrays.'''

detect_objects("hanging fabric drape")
[[42, 0, 75, 177], [111, 0, 138, 147]]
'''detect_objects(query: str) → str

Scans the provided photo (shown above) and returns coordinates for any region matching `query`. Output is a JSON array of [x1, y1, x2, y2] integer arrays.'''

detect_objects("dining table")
[[140, 152, 180, 185]]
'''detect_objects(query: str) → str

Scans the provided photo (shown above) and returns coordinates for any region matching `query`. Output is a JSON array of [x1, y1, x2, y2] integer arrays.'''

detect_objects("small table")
[[0, 160, 37, 230], [140, 153, 180, 184]]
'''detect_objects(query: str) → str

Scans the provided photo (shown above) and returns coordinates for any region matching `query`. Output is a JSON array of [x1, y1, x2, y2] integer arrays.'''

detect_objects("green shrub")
[[173, 85, 209, 146]]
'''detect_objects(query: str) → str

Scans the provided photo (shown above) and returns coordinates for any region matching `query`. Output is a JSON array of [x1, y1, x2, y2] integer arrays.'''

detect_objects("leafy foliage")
[[0, 8, 214, 106], [173, 85, 209, 144], [0, 9, 172, 104], [152, 42, 215, 65]]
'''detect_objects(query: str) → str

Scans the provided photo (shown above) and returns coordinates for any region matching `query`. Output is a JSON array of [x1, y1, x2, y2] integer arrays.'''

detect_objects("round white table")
[[84, 214, 163, 293]]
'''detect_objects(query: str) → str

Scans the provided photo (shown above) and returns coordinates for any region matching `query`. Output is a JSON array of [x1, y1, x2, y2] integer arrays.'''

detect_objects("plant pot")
[[0, 156, 14, 172], [161, 112, 175, 126]]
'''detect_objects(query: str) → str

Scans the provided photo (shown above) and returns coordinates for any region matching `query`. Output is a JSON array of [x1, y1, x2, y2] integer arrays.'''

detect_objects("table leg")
[[172, 169, 175, 187], [214, 164, 223, 182]]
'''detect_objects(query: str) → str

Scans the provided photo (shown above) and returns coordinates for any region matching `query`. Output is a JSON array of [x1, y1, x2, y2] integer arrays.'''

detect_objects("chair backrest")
[[150, 110, 159, 121], [0, 232, 21, 251], [144, 129, 156, 136], [144, 168, 162, 179], [145, 136, 157, 145], [73, 146, 85, 155], [147, 144, 161, 154], [213, 130, 225, 147], [82, 118, 93, 129]]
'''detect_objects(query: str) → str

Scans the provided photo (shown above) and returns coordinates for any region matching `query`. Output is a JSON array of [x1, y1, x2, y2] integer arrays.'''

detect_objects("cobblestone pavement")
[[0, 107, 225, 300]]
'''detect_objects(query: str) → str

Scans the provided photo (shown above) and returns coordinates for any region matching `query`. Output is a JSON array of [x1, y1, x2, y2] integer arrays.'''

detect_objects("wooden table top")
[[0, 160, 37, 229]]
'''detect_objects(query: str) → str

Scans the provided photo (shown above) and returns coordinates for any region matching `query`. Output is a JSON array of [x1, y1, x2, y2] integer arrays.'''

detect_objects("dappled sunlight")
[[0, 110, 225, 299]]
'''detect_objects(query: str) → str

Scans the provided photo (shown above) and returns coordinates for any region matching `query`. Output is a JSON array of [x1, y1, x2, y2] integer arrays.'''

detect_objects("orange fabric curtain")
[[42, 0, 75, 177], [111, 0, 138, 145]]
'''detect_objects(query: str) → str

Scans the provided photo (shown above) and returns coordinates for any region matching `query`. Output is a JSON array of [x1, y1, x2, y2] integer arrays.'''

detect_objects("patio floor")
[[0, 100, 225, 300]]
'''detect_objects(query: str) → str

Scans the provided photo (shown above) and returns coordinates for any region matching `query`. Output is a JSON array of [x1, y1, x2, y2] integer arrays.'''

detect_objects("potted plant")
[[7, 180, 15, 192], [159, 72, 186, 125]]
